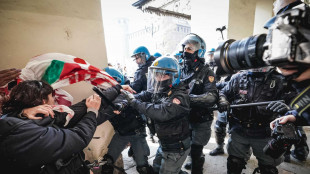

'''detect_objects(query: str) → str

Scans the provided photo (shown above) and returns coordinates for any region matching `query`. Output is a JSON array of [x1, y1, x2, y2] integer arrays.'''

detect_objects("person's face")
[[155, 74, 171, 82], [44, 93, 55, 105], [133, 54, 142, 64], [183, 43, 197, 54], [278, 67, 310, 82]]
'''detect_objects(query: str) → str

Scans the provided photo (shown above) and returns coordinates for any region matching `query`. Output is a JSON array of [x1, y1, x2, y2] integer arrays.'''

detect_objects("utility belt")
[[228, 115, 270, 129], [189, 111, 214, 123], [229, 116, 271, 138], [160, 137, 191, 153]]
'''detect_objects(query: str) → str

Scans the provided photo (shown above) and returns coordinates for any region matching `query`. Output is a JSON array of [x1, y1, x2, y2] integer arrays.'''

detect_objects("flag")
[[20, 53, 118, 106]]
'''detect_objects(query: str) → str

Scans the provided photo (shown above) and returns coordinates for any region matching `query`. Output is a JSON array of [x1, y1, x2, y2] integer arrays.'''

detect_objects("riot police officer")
[[178, 33, 218, 173], [122, 56, 191, 174], [101, 67, 153, 174], [130, 46, 156, 93], [218, 67, 295, 174], [130, 46, 157, 151]]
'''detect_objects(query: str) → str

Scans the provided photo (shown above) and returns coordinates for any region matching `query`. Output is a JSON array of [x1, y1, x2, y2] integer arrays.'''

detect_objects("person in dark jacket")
[[218, 68, 296, 174], [264, 0, 310, 162], [178, 33, 218, 173], [267, 0, 310, 126], [130, 46, 156, 93], [130, 46, 157, 147], [100, 67, 153, 174], [122, 56, 191, 174], [0, 80, 127, 174]]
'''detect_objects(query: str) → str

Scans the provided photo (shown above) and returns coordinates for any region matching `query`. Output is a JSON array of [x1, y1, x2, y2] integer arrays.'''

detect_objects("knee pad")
[[258, 164, 278, 174], [136, 164, 154, 174], [227, 155, 246, 174]]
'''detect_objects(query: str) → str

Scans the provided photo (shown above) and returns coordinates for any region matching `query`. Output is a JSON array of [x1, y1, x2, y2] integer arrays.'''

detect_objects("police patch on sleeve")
[[208, 76, 215, 83]]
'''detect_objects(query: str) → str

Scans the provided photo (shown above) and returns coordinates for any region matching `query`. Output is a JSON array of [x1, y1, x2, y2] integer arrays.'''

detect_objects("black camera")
[[214, 4, 310, 76], [263, 120, 300, 159]]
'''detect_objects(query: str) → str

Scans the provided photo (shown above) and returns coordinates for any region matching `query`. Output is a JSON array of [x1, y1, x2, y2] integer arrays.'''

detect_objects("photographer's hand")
[[23, 104, 55, 120], [270, 115, 296, 129]]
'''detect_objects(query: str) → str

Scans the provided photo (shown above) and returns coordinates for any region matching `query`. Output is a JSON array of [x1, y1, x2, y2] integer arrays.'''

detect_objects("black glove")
[[266, 101, 290, 114], [114, 103, 126, 112], [121, 90, 135, 104], [218, 96, 230, 112]]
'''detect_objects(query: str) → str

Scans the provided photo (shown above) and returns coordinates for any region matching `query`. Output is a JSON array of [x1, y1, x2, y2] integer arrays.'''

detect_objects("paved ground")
[[123, 121, 310, 174]]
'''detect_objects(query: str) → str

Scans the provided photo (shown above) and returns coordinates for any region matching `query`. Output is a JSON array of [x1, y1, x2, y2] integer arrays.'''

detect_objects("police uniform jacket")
[[130, 86, 191, 148], [181, 63, 218, 122], [220, 70, 295, 137], [130, 56, 155, 93]]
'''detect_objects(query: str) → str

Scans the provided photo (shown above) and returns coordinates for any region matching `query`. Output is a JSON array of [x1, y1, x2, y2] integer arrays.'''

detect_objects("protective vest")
[[152, 92, 190, 146], [231, 71, 288, 126], [181, 63, 216, 122]]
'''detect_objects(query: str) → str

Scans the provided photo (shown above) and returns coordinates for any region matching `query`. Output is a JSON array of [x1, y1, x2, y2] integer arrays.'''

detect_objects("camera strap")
[[290, 85, 310, 115]]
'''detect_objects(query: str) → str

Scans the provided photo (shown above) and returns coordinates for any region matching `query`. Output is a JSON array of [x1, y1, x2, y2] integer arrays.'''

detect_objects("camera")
[[263, 120, 300, 159], [214, 4, 310, 76]]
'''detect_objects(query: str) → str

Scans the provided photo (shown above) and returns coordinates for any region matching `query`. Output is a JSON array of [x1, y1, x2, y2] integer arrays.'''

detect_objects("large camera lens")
[[214, 34, 267, 76]]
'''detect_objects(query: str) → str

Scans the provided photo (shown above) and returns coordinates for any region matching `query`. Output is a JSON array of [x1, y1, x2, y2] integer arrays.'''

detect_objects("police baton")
[[212, 100, 285, 110]]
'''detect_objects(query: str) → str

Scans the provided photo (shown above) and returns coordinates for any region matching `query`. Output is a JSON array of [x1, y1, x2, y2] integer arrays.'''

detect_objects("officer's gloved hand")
[[114, 103, 127, 112], [121, 89, 135, 104], [218, 96, 230, 112], [266, 101, 290, 114]]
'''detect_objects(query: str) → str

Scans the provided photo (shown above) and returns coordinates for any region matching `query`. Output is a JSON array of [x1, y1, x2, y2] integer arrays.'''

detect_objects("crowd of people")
[[0, 0, 310, 174]]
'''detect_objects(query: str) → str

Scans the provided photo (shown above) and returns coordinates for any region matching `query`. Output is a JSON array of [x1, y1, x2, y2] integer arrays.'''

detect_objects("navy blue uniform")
[[220, 70, 294, 174], [131, 86, 191, 174]]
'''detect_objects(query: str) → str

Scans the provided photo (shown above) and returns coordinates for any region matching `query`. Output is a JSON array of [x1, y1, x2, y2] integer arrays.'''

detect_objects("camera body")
[[263, 120, 300, 159], [214, 4, 310, 76]]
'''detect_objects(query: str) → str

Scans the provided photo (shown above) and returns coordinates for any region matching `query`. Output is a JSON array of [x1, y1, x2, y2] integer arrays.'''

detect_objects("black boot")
[[227, 155, 246, 174], [258, 164, 278, 174], [209, 144, 224, 156], [137, 164, 154, 174], [191, 144, 204, 174]]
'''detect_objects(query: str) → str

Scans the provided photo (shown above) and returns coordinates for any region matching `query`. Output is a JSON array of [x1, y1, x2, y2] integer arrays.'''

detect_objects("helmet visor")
[[147, 68, 175, 94]]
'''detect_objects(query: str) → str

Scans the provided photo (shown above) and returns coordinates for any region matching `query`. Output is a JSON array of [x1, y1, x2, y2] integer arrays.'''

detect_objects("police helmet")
[[131, 46, 151, 61], [177, 33, 206, 58], [103, 67, 126, 85], [147, 56, 180, 94]]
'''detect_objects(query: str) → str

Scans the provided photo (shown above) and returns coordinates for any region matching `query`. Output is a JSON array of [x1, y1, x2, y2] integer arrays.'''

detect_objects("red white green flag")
[[20, 53, 118, 106]]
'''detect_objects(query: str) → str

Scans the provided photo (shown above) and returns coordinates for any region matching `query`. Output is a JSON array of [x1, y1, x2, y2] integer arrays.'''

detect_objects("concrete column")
[[227, 0, 257, 40], [253, 0, 274, 35], [0, 0, 108, 103]]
